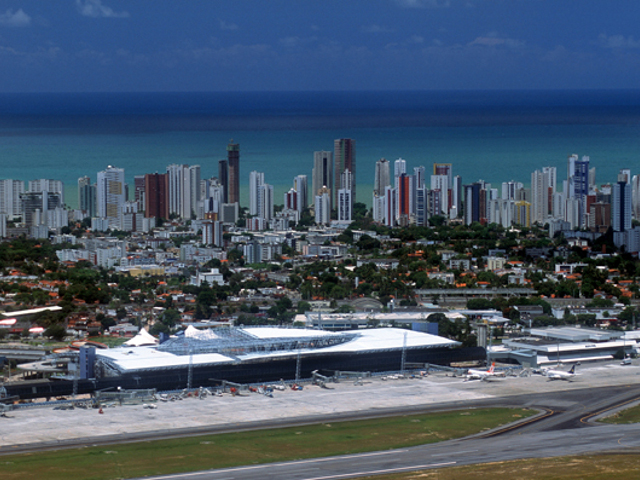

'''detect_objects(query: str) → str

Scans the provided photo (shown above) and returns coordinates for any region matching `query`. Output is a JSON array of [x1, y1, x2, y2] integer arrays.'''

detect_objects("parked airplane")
[[546, 364, 577, 380], [466, 362, 504, 381]]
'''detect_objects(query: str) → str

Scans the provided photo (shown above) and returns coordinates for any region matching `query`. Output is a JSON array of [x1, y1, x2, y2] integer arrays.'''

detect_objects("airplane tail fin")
[[569, 365, 576, 374], [488, 362, 495, 374]]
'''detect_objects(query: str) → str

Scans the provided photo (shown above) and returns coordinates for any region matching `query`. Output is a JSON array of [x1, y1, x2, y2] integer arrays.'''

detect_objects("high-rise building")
[[79, 184, 96, 218], [249, 171, 264, 216], [166, 164, 201, 219], [372, 192, 385, 224], [531, 169, 550, 225], [29, 179, 64, 205], [227, 141, 240, 204], [218, 159, 229, 204], [96, 166, 125, 223], [452, 175, 463, 218], [78, 176, 90, 205], [257, 183, 274, 221], [0, 180, 24, 218], [20, 191, 63, 227], [374, 158, 391, 196], [632, 175, 640, 220], [134, 175, 145, 205], [394, 158, 406, 182], [384, 185, 396, 228], [78, 176, 96, 218], [337, 188, 352, 222], [315, 187, 331, 225], [412, 166, 425, 216], [431, 174, 449, 216], [566, 154, 590, 227], [589, 202, 611, 233], [501, 181, 523, 200], [338, 170, 353, 222], [415, 186, 427, 226], [334, 138, 355, 206], [464, 183, 481, 225], [144, 173, 169, 219], [514, 200, 532, 227], [433, 163, 453, 189], [312, 150, 333, 207], [613, 177, 632, 232], [202, 220, 224, 247], [284, 188, 299, 212], [397, 173, 410, 221], [293, 175, 308, 210]]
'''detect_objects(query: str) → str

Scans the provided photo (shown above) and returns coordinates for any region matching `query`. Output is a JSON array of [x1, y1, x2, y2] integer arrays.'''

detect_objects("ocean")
[[1, 90, 640, 210]]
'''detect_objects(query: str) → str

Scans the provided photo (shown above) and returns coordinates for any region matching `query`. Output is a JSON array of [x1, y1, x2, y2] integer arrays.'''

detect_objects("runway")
[[3, 361, 640, 479], [128, 383, 640, 480]]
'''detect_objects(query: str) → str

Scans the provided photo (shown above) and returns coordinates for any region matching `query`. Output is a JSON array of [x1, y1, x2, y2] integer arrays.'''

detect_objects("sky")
[[0, 0, 639, 92]]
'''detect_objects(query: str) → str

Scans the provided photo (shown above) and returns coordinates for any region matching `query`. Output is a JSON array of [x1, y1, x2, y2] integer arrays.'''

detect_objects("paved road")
[[5, 382, 640, 479], [126, 385, 640, 480], [118, 383, 640, 480], [135, 424, 640, 480]]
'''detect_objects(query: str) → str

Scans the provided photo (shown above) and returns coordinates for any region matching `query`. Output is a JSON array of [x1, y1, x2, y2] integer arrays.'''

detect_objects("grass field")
[[359, 452, 640, 479], [2, 408, 533, 480], [599, 403, 640, 424]]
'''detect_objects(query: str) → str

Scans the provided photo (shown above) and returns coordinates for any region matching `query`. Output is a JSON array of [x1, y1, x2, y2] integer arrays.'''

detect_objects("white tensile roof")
[[99, 327, 459, 373], [123, 328, 159, 347]]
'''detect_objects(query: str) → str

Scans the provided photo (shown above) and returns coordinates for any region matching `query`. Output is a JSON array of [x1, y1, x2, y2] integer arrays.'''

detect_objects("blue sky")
[[0, 0, 639, 92]]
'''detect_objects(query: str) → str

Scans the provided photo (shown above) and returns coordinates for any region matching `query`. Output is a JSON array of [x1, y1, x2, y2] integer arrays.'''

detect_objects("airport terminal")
[[2, 326, 485, 399]]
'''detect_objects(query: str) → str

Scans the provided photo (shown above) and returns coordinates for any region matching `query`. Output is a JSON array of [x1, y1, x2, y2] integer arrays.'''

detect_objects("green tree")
[[44, 323, 67, 341]]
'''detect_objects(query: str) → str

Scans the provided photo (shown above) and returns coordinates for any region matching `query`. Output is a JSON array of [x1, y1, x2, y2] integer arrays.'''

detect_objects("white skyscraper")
[[374, 158, 391, 196], [531, 169, 550, 225], [338, 170, 353, 222], [632, 175, 640, 220], [430, 174, 449, 216], [0, 180, 24, 218], [185, 165, 201, 219], [166, 164, 200, 219], [257, 183, 274, 221], [394, 158, 406, 184], [96, 166, 125, 223], [293, 174, 308, 210], [315, 188, 331, 225], [29, 179, 64, 205], [249, 171, 264, 216]]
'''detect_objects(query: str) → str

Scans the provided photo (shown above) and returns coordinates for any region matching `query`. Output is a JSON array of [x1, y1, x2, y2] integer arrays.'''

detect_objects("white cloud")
[[219, 19, 238, 31], [76, 0, 129, 19], [394, 0, 450, 8], [361, 24, 394, 34], [598, 34, 640, 49], [278, 36, 318, 48], [408, 35, 424, 44], [279, 36, 300, 48], [469, 33, 524, 49], [0, 9, 31, 27]]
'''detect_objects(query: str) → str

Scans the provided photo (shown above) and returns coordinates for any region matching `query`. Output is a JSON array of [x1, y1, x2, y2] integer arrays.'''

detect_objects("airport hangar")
[[488, 326, 637, 367], [4, 326, 485, 400]]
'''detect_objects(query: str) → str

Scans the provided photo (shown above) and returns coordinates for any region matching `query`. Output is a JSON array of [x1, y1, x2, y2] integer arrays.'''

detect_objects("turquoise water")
[[1, 91, 640, 209]]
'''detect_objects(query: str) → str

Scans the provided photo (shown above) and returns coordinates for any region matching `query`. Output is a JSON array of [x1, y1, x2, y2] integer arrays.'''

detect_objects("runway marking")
[[432, 449, 477, 457], [301, 462, 457, 480], [481, 409, 554, 437], [618, 436, 625, 445], [147, 450, 409, 479], [580, 396, 640, 424]]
